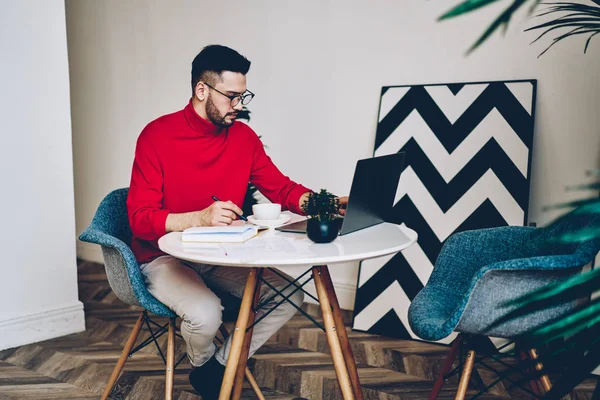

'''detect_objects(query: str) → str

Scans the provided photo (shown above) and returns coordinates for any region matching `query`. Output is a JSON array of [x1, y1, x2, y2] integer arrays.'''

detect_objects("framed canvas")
[[352, 80, 537, 341]]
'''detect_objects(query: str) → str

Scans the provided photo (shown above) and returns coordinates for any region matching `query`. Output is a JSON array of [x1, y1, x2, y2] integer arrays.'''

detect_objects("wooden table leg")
[[313, 266, 356, 400], [219, 325, 266, 400], [232, 269, 263, 399], [319, 266, 363, 400], [219, 268, 261, 400]]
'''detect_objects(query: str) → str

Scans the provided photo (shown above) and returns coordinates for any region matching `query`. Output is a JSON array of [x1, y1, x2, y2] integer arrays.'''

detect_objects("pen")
[[211, 195, 248, 221]]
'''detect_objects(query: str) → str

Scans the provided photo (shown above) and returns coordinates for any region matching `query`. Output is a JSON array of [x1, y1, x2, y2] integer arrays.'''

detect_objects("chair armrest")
[[79, 227, 123, 248]]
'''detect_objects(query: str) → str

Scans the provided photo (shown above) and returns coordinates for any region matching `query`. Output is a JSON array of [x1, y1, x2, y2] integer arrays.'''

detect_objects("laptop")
[[276, 152, 406, 236]]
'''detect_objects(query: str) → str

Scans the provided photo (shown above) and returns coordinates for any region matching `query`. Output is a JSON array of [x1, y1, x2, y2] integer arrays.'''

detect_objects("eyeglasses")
[[203, 82, 255, 107]]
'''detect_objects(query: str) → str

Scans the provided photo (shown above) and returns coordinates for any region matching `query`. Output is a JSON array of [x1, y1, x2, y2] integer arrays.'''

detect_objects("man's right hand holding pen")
[[165, 199, 245, 233]]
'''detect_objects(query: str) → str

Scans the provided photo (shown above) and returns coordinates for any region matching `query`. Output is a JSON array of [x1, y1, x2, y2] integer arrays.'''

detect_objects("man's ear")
[[194, 81, 207, 101]]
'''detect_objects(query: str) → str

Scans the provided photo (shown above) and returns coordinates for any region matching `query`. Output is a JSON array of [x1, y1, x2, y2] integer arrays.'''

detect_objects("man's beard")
[[206, 94, 237, 128]]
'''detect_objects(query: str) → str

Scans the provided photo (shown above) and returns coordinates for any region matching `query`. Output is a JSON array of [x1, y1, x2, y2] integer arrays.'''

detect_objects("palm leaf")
[[542, 196, 600, 211], [507, 259, 600, 306], [439, 0, 504, 20], [439, 0, 541, 53], [489, 267, 600, 330], [527, 1, 600, 56], [509, 330, 600, 397], [528, 299, 600, 343], [566, 181, 600, 191], [587, 169, 600, 176], [467, 0, 532, 53], [558, 226, 600, 242], [545, 340, 600, 398]]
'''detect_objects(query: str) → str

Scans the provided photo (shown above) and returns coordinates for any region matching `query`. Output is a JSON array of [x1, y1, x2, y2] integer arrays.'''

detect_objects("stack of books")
[[181, 225, 259, 244]]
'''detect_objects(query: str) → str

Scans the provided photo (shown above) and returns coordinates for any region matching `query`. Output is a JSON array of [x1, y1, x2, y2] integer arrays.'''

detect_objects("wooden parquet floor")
[[0, 260, 596, 399]]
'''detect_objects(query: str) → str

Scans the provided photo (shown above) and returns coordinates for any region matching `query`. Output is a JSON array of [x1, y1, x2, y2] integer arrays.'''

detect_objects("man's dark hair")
[[191, 45, 251, 94]]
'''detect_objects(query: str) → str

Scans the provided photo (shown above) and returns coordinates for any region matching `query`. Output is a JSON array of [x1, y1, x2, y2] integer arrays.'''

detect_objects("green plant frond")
[[467, 0, 530, 53], [542, 196, 600, 211], [575, 200, 600, 214], [507, 267, 600, 306], [301, 189, 340, 222], [566, 181, 600, 191], [527, 1, 600, 55], [529, 0, 543, 13], [544, 341, 600, 398], [585, 30, 600, 51], [587, 169, 600, 176], [529, 300, 600, 343], [488, 269, 600, 332], [558, 226, 600, 242], [537, 27, 600, 56], [439, 0, 503, 20], [528, 17, 600, 31], [528, 22, 591, 46], [543, 324, 600, 361]]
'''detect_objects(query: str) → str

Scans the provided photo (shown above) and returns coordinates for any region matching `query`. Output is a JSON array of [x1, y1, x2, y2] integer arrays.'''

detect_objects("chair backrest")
[[79, 188, 174, 317], [528, 211, 600, 260], [457, 213, 600, 337]]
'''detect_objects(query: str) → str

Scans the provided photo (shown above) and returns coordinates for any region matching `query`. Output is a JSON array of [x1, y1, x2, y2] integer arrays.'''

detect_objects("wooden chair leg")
[[430, 335, 462, 400], [232, 269, 264, 399], [528, 348, 552, 394], [313, 266, 355, 400], [244, 366, 265, 400], [101, 311, 145, 400], [219, 325, 266, 400], [319, 266, 363, 400], [519, 350, 542, 396], [220, 268, 261, 400], [455, 348, 475, 400], [164, 317, 176, 400]]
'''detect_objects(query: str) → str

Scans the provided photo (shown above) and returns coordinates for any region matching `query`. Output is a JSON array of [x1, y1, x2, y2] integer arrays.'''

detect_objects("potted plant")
[[301, 189, 342, 243]]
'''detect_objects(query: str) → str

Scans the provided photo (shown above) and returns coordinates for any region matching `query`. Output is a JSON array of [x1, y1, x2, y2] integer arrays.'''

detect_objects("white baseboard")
[[77, 240, 103, 263], [0, 302, 86, 351]]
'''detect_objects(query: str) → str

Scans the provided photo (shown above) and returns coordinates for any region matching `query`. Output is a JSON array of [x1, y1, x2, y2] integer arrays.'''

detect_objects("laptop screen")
[[277, 152, 405, 235]]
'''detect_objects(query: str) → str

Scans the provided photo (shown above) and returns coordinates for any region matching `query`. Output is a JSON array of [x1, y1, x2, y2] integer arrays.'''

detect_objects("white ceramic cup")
[[252, 203, 281, 221]]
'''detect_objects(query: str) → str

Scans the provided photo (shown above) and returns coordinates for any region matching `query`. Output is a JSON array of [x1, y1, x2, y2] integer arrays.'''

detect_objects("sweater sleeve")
[[126, 131, 170, 241], [249, 134, 312, 215]]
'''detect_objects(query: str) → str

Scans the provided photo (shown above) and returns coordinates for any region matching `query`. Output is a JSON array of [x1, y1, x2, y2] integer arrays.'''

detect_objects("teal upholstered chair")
[[408, 215, 600, 400], [79, 188, 263, 400]]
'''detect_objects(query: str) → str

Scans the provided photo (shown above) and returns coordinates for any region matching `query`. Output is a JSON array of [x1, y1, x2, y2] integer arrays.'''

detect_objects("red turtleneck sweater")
[[126, 101, 311, 263]]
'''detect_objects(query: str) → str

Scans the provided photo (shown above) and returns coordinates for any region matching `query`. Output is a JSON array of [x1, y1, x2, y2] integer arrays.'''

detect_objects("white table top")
[[158, 222, 418, 268]]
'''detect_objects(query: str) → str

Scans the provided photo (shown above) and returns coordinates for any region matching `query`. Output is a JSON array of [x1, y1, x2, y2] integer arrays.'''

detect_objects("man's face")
[[205, 71, 247, 128]]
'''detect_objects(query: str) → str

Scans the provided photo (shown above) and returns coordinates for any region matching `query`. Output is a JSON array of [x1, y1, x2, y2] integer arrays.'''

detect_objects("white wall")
[[0, 0, 84, 349], [68, 0, 600, 310]]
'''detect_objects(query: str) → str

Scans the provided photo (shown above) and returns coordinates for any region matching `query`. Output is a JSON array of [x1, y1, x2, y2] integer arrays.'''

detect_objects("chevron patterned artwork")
[[352, 80, 537, 342]]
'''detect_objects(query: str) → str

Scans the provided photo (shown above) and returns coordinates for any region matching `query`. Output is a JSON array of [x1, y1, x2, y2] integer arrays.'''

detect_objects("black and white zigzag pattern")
[[352, 80, 536, 343]]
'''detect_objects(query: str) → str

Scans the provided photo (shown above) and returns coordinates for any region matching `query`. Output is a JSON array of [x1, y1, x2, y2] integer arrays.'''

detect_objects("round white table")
[[159, 222, 417, 400]]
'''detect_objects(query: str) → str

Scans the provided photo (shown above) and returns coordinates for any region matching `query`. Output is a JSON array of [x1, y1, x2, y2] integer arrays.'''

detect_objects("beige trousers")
[[140, 255, 304, 367]]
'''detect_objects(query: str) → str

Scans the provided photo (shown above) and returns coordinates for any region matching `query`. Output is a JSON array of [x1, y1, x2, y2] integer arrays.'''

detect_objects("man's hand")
[[166, 200, 244, 232], [197, 200, 244, 226], [337, 196, 349, 216]]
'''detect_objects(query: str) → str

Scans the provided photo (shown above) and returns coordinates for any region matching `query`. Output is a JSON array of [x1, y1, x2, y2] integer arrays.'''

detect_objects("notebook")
[[182, 225, 259, 243]]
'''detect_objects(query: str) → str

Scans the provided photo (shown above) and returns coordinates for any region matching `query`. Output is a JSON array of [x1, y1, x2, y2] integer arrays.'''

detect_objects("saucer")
[[248, 214, 292, 228]]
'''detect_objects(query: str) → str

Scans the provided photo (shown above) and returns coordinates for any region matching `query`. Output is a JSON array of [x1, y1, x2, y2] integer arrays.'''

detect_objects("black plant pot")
[[306, 218, 339, 243]]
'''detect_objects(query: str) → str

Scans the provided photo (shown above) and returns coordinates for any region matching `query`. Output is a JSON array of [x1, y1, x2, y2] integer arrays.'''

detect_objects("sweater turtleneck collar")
[[183, 99, 227, 135]]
